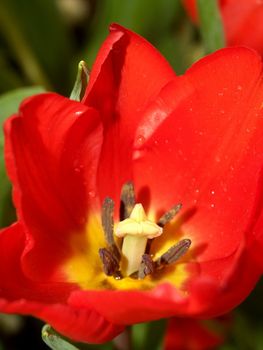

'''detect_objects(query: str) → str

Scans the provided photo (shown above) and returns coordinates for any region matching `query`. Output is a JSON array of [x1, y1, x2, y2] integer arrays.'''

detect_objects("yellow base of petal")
[[63, 214, 190, 292]]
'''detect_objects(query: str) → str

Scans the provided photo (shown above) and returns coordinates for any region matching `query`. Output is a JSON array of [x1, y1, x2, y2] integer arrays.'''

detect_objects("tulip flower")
[[183, 0, 263, 55], [0, 24, 263, 344]]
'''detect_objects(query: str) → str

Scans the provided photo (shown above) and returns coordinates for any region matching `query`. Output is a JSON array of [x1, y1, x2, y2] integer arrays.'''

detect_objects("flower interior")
[[64, 182, 192, 292]]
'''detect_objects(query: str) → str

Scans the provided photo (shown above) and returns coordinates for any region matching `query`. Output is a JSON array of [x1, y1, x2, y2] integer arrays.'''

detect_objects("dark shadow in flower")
[[137, 185, 151, 213]]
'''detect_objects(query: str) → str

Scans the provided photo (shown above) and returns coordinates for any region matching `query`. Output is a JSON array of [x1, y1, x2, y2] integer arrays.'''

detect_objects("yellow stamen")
[[115, 204, 162, 276]]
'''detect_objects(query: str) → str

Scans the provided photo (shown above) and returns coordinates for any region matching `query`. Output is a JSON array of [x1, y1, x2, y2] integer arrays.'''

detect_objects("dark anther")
[[138, 254, 155, 279], [99, 245, 121, 277], [101, 197, 115, 245], [120, 181, 136, 220], [100, 198, 122, 277], [157, 203, 182, 228], [155, 239, 191, 268]]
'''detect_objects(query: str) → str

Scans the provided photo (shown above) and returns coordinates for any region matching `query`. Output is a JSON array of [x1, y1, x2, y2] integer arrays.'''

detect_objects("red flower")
[[164, 316, 231, 350], [1, 24, 263, 343], [183, 0, 263, 55]]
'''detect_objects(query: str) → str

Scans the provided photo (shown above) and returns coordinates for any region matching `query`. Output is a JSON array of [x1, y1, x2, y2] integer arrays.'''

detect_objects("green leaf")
[[42, 325, 80, 350], [197, 0, 225, 53], [132, 319, 167, 350], [0, 0, 73, 93], [0, 86, 45, 227], [70, 61, 90, 102], [0, 86, 45, 120]]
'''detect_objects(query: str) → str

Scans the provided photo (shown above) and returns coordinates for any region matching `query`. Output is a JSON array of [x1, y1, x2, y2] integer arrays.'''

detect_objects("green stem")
[[197, 0, 226, 53]]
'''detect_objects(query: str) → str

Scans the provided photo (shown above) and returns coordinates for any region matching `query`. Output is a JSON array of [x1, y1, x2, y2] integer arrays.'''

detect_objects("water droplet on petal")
[[88, 190, 96, 198], [133, 150, 145, 160], [177, 148, 183, 154], [135, 135, 145, 147]]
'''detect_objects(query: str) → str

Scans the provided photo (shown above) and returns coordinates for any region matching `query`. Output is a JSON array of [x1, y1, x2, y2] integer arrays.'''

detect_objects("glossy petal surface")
[[133, 47, 263, 262], [0, 223, 123, 343], [82, 24, 176, 204], [4, 93, 103, 280], [131, 47, 263, 316]]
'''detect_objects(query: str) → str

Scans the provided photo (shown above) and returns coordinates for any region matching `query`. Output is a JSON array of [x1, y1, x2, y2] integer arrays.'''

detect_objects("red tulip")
[[183, 0, 263, 55], [164, 316, 231, 350], [1, 24, 263, 343]]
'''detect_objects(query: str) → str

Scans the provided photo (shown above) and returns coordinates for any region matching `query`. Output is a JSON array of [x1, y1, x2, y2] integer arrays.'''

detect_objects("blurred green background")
[[0, 0, 262, 349]]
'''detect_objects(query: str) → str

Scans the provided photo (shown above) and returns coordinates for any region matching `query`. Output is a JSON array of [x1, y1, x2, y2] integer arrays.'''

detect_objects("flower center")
[[115, 203, 163, 276], [99, 182, 191, 280]]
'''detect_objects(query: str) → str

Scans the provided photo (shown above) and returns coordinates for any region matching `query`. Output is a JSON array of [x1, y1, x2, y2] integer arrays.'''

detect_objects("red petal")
[[68, 284, 188, 324], [68, 246, 258, 324], [0, 299, 123, 343], [4, 93, 102, 280], [83, 23, 175, 115], [222, 0, 263, 55], [164, 317, 229, 350], [133, 47, 263, 264], [0, 223, 74, 302], [82, 24, 176, 205], [194, 244, 262, 318], [0, 224, 123, 343]]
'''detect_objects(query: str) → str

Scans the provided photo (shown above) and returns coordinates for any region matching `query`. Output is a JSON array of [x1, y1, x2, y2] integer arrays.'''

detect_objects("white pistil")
[[115, 204, 162, 276]]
